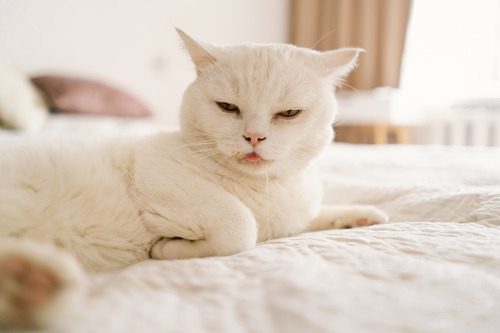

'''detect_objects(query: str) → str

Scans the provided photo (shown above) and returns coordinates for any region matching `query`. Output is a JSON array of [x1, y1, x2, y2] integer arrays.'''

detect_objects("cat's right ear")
[[176, 28, 217, 75], [316, 48, 364, 84]]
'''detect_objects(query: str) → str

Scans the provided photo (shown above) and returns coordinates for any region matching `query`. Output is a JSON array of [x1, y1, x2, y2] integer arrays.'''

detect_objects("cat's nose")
[[243, 133, 266, 147]]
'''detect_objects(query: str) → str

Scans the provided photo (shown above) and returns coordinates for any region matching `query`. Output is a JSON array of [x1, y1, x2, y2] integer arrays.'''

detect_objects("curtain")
[[291, 0, 412, 90]]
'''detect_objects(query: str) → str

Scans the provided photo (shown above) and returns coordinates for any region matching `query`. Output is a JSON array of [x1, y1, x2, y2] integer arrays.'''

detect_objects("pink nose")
[[243, 133, 266, 147]]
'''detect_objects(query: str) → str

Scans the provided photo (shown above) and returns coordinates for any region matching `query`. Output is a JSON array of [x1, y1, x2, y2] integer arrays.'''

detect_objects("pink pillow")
[[31, 75, 152, 118]]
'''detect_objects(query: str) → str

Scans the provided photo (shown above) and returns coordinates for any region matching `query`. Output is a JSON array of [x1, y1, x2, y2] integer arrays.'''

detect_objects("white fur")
[[0, 239, 85, 327], [0, 30, 386, 327]]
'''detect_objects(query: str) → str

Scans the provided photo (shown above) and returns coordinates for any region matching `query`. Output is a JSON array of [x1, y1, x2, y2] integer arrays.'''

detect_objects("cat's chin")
[[230, 155, 274, 175]]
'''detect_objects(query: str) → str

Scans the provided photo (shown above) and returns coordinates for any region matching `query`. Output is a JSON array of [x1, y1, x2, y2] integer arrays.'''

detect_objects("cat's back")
[[0, 135, 131, 188], [0, 135, 158, 269], [0, 135, 134, 224]]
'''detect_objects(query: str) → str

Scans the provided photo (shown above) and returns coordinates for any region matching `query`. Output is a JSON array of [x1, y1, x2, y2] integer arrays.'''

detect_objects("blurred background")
[[1, 0, 499, 146]]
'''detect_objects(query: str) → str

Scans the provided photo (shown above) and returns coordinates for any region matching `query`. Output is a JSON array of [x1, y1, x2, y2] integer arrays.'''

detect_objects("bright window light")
[[400, 0, 500, 102]]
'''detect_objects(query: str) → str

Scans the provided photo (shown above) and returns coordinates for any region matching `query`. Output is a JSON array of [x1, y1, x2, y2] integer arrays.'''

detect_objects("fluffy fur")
[[0, 29, 387, 328]]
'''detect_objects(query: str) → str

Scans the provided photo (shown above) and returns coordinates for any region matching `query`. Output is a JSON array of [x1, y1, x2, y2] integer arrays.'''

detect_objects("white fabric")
[[321, 144, 500, 225], [3, 116, 500, 333]]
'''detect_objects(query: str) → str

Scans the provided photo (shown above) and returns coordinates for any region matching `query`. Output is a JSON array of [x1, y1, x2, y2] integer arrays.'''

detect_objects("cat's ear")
[[318, 48, 363, 82], [176, 28, 217, 75]]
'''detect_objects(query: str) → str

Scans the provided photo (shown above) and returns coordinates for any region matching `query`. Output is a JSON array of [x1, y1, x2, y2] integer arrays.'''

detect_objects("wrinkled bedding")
[[2, 116, 500, 333]]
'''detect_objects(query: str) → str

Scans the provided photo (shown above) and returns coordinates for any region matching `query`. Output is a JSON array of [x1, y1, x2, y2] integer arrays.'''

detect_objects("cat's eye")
[[216, 101, 240, 113], [275, 109, 302, 119]]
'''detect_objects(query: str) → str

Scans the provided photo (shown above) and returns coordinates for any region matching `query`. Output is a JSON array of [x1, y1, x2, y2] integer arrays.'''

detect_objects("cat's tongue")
[[245, 152, 262, 162]]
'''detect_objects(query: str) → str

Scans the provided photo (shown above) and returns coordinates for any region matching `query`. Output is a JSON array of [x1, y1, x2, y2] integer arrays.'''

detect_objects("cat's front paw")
[[150, 237, 212, 260], [333, 206, 388, 229]]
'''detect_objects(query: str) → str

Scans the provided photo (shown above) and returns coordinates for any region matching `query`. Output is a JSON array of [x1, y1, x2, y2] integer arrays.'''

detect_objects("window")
[[400, 0, 500, 101]]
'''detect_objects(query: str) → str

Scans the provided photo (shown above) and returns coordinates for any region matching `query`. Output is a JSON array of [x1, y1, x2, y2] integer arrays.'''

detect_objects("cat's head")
[[178, 29, 360, 178]]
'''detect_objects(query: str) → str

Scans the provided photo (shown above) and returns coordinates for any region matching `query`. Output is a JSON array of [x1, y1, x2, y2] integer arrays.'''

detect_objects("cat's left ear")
[[318, 48, 363, 82], [176, 28, 218, 75]]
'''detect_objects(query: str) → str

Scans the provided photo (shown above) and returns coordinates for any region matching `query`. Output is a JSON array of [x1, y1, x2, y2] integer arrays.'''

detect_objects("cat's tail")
[[0, 238, 86, 329]]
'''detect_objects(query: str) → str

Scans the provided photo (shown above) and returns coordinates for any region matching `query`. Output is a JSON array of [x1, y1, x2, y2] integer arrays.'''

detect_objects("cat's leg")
[[149, 205, 257, 260], [149, 223, 257, 260], [150, 238, 215, 260], [0, 239, 85, 329], [147, 187, 258, 260], [308, 205, 388, 231]]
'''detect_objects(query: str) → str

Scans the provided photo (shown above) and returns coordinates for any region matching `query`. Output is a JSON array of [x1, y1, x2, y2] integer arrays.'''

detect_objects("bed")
[[2, 116, 500, 333]]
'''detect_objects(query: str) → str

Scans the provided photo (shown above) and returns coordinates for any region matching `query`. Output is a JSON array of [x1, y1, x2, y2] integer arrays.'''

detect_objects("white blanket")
[[2, 117, 500, 333]]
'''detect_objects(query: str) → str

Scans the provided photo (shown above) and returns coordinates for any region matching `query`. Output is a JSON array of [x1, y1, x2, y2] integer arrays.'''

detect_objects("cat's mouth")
[[237, 152, 270, 165], [245, 152, 262, 162]]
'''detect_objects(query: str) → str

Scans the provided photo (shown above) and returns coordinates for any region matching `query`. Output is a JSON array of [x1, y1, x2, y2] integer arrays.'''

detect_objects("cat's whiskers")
[[191, 148, 219, 156], [337, 81, 359, 93], [171, 141, 218, 155], [192, 150, 218, 156], [182, 142, 217, 147], [264, 167, 269, 193], [264, 166, 272, 241], [178, 141, 218, 148]]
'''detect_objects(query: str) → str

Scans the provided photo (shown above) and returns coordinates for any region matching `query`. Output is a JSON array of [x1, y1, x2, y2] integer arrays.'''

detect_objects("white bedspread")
[[2, 117, 500, 333]]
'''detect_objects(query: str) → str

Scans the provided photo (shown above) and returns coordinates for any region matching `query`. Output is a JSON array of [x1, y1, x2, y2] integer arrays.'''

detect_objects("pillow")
[[0, 62, 49, 130], [31, 75, 152, 118]]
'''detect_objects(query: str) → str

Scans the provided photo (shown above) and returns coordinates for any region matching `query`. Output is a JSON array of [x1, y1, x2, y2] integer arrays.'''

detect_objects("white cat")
[[0, 29, 387, 328]]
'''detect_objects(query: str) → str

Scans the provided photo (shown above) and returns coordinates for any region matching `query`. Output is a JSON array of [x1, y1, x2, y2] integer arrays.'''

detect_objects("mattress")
[[2, 116, 500, 333]]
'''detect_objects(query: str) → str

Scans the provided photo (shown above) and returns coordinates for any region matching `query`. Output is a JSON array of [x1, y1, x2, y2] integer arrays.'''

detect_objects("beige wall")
[[0, 0, 290, 126]]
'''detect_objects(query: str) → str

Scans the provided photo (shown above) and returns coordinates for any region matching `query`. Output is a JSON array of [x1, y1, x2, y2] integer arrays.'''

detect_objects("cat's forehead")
[[206, 45, 320, 104], [222, 45, 312, 77]]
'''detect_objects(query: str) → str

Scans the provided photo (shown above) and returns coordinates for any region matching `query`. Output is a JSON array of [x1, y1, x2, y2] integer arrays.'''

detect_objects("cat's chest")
[[220, 173, 322, 241]]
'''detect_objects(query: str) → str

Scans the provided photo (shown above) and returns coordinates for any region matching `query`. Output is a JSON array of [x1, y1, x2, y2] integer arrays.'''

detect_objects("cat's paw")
[[0, 240, 84, 329], [150, 237, 212, 260], [0, 255, 61, 328], [150, 232, 255, 260], [332, 206, 388, 229]]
